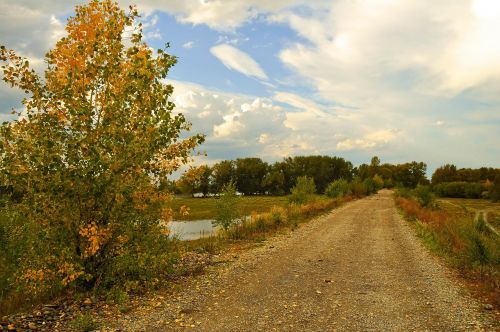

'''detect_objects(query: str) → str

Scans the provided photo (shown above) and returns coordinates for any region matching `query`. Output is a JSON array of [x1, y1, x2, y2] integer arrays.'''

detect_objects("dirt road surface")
[[108, 190, 498, 331]]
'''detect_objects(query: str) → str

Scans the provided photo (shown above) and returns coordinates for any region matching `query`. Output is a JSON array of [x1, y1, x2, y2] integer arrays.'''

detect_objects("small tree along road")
[[106, 190, 498, 331], [0, 0, 203, 298]]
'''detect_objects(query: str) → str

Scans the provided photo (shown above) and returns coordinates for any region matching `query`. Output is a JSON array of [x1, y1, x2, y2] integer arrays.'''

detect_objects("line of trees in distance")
[[431, 164, 500, 200], [170, 156, 429, 196]]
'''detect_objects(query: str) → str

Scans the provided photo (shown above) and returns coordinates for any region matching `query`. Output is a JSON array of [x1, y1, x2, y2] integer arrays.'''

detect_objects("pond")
[[167, 219, 220, 241]]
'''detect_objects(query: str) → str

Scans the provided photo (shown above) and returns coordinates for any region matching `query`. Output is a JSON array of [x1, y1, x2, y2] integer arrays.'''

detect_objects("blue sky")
[[1, 0, 499, 175]]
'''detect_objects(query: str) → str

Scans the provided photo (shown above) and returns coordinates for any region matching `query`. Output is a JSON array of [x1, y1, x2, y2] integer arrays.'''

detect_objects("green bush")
[[464, 182, 483, 198], [413, 185, 434, 208], [467, 233, 492, 265], [490, 175, 500, 202], [325, 179, 350, 198], [214, 182, 241, 231], [384, 178, 394, 188], [395, 186, 412, 199], [433, 181, 484, 198], [99, 222, 178, 291], [269, 206, 286, 225], [373, 174, 384, 191], [71, 313, 99, 332], [362, 178, 376, 195], [289, 176, 316, 204], [349, 178, 365, 197]]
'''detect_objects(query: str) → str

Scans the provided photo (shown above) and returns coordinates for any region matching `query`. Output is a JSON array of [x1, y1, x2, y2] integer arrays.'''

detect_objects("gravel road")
[[108, 190, 498, 331]]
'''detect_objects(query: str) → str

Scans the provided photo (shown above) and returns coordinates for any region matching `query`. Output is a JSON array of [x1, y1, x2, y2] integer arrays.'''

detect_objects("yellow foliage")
[[161, 207, 173, 223], [57, 262, 84, 286], [180, 205, 190, 217], [79, 222, 112, 258]]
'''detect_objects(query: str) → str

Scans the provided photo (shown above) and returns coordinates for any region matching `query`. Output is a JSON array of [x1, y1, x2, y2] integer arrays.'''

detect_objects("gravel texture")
[[100, 190, 498, 331]]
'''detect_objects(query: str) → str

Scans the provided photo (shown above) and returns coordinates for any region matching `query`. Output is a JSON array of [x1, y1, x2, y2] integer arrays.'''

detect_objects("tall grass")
[[396, 196, 500, 307], [225, 198, 346, 240]]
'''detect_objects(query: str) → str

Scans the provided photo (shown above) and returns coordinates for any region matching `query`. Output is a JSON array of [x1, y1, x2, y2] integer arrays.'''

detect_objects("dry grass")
[[396, 197, 500, 309], [224, 197, 347, 241], [437, 198, 500, 228]]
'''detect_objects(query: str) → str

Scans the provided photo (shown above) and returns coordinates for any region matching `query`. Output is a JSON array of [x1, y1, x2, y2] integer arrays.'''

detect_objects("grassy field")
[[437, 197, 500, 228], [169, 195, 290, 220]]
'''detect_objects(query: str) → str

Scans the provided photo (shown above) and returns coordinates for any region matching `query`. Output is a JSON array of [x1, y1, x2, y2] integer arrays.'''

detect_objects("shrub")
[[413, 185, 434, 208], [433, 181, 484, 199], [399, 194, 500, 307], [465, 232, 492, 265], [325, 179, 350, 198], [490, 175, 500, 202], [350, 179, 365, 198], [214, 182, 241, 231], [71, 313, 99, 332], [362, 178, 376, 195], [373, 174, 384, 191], [254, 215, 268, 232], [464, 182, 483, 199], [395, 186, 412, 199], [289, 176, 316, 204], [269, 206, 287, 225]]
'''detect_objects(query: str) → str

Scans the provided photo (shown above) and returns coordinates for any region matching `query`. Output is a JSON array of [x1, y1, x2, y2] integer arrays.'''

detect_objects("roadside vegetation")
[[395, 187, 500, 309]]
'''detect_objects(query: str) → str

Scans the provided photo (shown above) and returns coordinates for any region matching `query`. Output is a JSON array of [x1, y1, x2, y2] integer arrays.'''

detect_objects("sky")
[[1, 0, 499, 175]]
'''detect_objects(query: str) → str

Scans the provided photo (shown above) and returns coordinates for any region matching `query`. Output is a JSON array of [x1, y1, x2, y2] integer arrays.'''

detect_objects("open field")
[[437, 197, 500, 228], [169, 195, 291, 220]]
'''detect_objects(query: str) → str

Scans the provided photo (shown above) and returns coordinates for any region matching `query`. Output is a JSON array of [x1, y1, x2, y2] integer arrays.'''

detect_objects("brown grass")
[[396, 197, 500, 309], [224, 197, 347, 241]]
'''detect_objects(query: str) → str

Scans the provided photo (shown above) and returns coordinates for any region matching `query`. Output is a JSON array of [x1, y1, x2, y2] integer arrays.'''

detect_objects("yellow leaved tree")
[[0, 0, 203, 295]]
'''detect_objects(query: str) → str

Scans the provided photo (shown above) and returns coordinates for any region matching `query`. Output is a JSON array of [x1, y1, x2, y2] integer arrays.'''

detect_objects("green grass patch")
[[169, 195, 289, 220], [71, 312, 100, 332], [437, 197, 500, 228]]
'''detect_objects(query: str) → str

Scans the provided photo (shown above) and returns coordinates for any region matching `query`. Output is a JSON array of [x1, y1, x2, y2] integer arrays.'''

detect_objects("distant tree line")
[[430, 164, 500, 200], [172, 155, 429, 196]]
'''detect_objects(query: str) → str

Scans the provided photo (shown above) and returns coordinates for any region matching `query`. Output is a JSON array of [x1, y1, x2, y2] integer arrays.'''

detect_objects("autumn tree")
[[0, 0, 203, 293], [176, 166, 211, 196]]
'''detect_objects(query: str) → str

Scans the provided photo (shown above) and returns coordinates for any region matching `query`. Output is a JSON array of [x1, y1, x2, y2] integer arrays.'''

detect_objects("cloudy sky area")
[[1, 0, 499, 174]]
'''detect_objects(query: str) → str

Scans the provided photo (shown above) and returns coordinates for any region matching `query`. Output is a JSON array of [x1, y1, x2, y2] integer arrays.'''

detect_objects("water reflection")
[[167, 219, 219, 241]]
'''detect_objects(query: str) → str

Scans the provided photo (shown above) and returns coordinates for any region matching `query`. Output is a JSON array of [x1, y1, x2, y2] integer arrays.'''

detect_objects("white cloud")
[[273, 92, 329, 117], [336, 130, 400, 151], [213, 112, 245, 137], [182, 41, 195, 49], [279, 0, 500, 104], [210, 44, 268, 80], [216, 35, 249, 45], [131, 0, 326, 31], [258, 133, 270, 144], [167, 80, 410, 163]]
